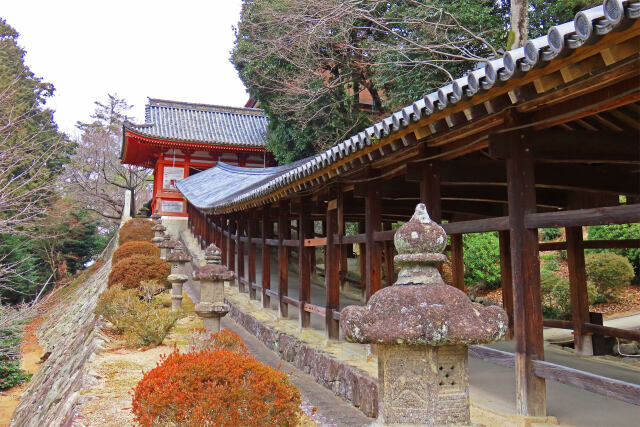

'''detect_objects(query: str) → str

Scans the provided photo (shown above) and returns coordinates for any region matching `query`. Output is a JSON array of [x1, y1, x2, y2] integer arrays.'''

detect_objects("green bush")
[[540, 269, 597, 318], [95, 287, 181, 346], [540, 227, 562, 241], [588, 223, 640, 281], [585, 252, 634, 301], [0, 359, 31, 390], [540, 253, 559, 271], [462, 232, 501, 289]]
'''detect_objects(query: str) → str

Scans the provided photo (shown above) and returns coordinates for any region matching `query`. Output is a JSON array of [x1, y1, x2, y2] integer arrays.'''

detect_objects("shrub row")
[[118, 218, 155, 245]]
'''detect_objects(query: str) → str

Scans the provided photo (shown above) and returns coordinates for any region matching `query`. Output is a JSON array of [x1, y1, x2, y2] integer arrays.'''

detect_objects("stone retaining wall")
[[226, 301, 379, 418], [11, 237, 117, 427]]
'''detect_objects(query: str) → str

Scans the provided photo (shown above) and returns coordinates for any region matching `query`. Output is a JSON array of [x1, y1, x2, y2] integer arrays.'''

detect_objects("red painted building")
[[121, 98, 274, 217]]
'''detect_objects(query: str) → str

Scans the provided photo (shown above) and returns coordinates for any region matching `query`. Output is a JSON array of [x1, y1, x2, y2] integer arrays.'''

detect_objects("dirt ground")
[[0, 343, 44, 427]]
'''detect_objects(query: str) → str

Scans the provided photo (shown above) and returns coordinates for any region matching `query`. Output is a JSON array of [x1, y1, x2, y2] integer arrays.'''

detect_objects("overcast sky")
[[2, 0, 249, 137]]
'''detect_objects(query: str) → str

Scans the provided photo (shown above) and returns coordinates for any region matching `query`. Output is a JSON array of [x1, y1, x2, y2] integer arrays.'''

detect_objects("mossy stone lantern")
[[193, 264, 234, 333], [151, 224, 166, 244], [166, 244, 191, 312], [157, 237, 177, 260], [204, 243, 222, 265], [341, 204, 507, 426]]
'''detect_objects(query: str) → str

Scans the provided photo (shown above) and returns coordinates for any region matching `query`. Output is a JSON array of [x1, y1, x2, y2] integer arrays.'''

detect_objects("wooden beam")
[[278, 200, 290, 318], [526, 204, 640, 228], [248, 209, 257, 300], [365, 180, 382, 301], [383, 222, 395, 286], [228, 214, 236, 276], [450, 234, 465, 292], [566, 226, 592, 356], [506, 132, 546, 416], [261, 207, 271, 309], [419, 158, 442, 222], [236, 214, 245, 292]]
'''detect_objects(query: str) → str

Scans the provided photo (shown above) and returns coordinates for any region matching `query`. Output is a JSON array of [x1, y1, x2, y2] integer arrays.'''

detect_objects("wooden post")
[[248, 209, 257, 300], [450, 234, 465, 292], [358, 220, 366, 294], [365, 181, 382, 301], [228, 214, 236, 275], [261, 207, 271, 309], [499, 230, 514, 339], [326, 190, 340, 339], [506, 132, 546, 417], [337, 188, 348, 289], [419, 159, 442, 222], [383, 222, 395, 286], [237, 214, 245, 292], [298, 198, 312, 328], [278, 200, 290, 318], [566, 226, 593, 356], [220, 215, 228, 266]]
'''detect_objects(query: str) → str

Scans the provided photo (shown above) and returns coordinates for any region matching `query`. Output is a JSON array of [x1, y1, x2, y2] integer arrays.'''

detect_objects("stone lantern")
[[151, 224, 166, 245], [151, 211, 162, 224], [157, 237, 177, 260], [341, 204, 507, 426], [204, 243, 222, 265], [193, 264, 233, 333], [166, 244, 191, 312]]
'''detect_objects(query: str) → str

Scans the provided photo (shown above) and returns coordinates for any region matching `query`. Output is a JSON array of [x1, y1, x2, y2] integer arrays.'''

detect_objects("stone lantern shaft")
[[341, 204, 507, 426]]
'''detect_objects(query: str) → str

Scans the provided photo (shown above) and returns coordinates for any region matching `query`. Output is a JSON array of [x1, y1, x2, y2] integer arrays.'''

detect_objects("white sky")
[[2, 0, 249, 137]]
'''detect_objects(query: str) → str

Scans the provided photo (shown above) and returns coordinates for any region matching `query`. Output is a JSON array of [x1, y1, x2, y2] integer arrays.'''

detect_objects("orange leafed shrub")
[[107, 254, 170, 289], [119, 218, 155, 245], [113, 241, 160, 265], [131, 349, 301, 427], [189, 329, 249, 354]]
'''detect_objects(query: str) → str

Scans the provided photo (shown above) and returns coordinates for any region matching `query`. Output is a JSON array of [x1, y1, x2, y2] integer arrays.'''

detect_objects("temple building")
[[120, 98, 274, 218]]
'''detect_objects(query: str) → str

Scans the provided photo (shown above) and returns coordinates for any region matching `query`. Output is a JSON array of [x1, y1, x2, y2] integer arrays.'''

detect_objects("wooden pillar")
[[566, 226, 593, 356], [450, 234, 465, 292], [499, 230, 514, 339], [298, 198, 312, 328], [358, 220, 366, 294], [325, 190, 340, 339], [337, 188, 348, 289], [248, 210, 257, 300], [506, 132, 546, 417], [365, 181, 382, 301], [237, 215, 245, 292], [261, 207, 271, 309], [383, 222, 395, 286], [278, 200, 290, 318], [419, 159, 442, 222], [220, 215, 228, 266], [228, 214, 236, 275]]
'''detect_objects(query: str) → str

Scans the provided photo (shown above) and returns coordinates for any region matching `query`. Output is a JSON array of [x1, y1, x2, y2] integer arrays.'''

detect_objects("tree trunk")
[[510, 0, 529, 48], [129, 187, 136, 218]]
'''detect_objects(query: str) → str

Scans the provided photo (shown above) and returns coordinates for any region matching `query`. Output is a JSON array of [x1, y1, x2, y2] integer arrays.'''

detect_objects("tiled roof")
[[180, 0, 639, 213], [124, 98, 268, 147]]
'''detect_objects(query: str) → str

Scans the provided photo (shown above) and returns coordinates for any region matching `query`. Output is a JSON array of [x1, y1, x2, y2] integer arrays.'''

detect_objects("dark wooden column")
[[450, 234, 465, 292], [261, 207, 271, 309], [358, 221, 366, 294], [325, 190, 340, 339], [506, 133, 546, 417], [278, 200, 290, 318], [337, 188, 348, 289], [365, 181, 382, 301], [298, 198, 313, 328], [419, 159, 442, 222], [383, 222, 395, 286], [237, 214, 245, 292], [566, 226, 592, 355], [248, 209, 257, 300], [228, 214, 236, 275], [499, 230, 515, 339], [220, 214, 228, 266]]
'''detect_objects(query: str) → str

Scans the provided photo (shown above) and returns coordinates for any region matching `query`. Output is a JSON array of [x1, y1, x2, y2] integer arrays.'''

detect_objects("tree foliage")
[[232, 0, 596, 163]]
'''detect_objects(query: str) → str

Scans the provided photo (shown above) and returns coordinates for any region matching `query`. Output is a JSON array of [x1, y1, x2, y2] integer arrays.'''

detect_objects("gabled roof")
[[178, 1, 640, 214], [124, 98, 268, 147]]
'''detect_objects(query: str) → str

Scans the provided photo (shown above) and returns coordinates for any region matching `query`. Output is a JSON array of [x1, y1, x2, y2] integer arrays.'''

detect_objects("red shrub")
[[189, 329, 249, 354], [107, 254, 170, 289], [113, 241, 160, 265], [131, 349, 301, 427], [119, 218, 155, 245]]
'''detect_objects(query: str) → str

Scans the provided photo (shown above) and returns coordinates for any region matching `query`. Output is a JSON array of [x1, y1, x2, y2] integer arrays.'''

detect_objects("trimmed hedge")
[[132, 348, 301, 426], [588, 223, 640, 281], [112, 241, 160, 265], [107, 254, 170, 290], [119, 218, 155, 245], [585, 252, 634, 301]]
